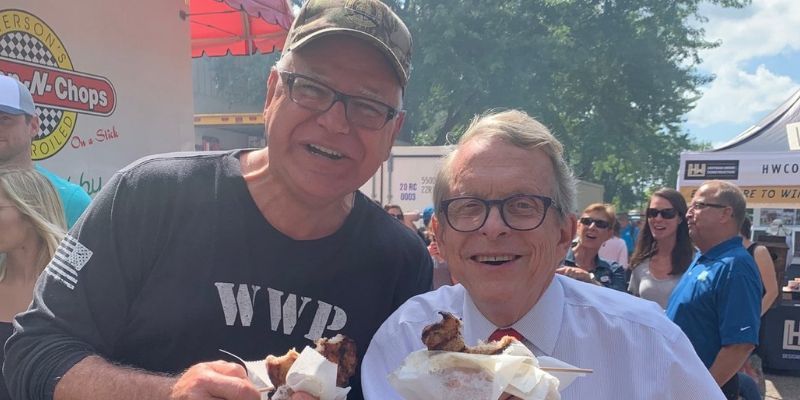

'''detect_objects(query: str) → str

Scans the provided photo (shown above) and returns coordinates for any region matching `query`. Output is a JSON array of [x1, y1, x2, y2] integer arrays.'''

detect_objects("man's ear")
[[558, 213, 578, 254], [432, 214, 446, 247], [264, 68, 280, 110], [383, 110, 405, 161], [722, 207, 736, 224], [28, 115, 39, 140]]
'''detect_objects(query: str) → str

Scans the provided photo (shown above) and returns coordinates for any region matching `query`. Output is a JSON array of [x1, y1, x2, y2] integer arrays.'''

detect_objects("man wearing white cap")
[[0, 75, 91, 227]]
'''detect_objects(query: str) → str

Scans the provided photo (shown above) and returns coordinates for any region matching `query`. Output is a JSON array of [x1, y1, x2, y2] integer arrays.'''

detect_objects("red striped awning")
[[186, 0, 293, 57]]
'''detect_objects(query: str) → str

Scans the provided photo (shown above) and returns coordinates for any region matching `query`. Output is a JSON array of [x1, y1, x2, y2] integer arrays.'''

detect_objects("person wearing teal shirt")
[[0, 75, 91, 228], [34, 164, 91, 228]]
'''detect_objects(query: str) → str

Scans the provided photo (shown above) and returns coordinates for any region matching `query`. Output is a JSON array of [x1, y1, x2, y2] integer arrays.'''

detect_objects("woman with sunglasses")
[[558, 203, 627, 291], [628, 188, 694, 309]]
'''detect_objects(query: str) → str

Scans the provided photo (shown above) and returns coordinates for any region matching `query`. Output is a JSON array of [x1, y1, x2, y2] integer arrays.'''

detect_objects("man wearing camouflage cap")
[[4, 1, 431, 399]]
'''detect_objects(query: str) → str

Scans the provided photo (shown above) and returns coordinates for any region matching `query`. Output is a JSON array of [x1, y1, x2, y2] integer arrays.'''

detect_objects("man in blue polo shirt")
[[666, 180, 762, 400], [0, 75, 91, 227]]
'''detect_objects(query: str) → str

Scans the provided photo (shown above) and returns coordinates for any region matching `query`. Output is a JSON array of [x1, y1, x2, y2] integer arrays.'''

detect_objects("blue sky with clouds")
[[684, 0, 800, 147]]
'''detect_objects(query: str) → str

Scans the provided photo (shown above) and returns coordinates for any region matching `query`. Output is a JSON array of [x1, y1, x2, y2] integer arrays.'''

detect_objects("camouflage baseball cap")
[[284, 0, 412, 86]]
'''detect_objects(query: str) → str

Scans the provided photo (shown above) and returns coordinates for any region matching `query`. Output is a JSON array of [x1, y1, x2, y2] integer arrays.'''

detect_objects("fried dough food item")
[[314, 334, 358, 387], [422, 311, 517, 354], [420, 312, 526, 399], [265, 348, 300, 388], [264, 334, 357, 388], [422, 311, 467, 352]]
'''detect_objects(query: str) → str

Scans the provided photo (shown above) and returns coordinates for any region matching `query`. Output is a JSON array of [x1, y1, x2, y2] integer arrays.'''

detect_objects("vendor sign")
[[1, 1, 194, 196], [678, 151, 800, 208]]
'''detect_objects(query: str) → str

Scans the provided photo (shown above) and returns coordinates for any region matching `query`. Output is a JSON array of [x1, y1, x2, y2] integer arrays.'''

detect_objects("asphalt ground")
[[765, 372, 800, 399]]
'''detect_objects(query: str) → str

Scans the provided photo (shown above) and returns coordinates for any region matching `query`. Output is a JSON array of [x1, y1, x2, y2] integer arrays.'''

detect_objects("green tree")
[[392, 0, 748, 210], [205, 0, 749, 211]]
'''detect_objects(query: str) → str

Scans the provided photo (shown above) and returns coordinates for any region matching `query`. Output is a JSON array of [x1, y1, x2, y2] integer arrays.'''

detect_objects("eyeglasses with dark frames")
[[278, 71, 398, 130], [646, 208, 678, 219], [688, 201, 728, 210], [439, 194, 558, 232], [578, 217, 610, 229]]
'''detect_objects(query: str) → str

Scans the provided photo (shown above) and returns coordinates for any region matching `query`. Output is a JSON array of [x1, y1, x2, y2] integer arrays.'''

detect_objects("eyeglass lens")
[[285, 73, 395, 129], [646, 208, 677, 219], [444, 195, 550, 232], [579, 217, 610, 229], [690, 201, 726, 210]]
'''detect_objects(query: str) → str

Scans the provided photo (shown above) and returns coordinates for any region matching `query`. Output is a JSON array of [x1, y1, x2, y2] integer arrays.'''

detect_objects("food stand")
[[0, 0, 290, 195]]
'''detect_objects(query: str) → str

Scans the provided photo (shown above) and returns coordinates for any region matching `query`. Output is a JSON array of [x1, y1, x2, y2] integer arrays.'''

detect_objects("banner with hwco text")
[[678, 151, 800, 208], [0, 1, 194, 197]]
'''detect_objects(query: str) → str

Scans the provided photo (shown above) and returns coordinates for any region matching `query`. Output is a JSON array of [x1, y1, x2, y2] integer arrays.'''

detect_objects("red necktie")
[[488, 327, 524, 343]]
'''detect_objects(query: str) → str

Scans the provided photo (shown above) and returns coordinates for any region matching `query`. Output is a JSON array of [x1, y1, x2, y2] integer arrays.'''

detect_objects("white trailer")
[[361, 146, 604, 216]]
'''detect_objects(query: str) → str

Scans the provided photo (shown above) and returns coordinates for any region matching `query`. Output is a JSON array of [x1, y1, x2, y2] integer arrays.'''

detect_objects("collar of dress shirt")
[[698, 235, 742, 261], [461, 276, 564, 356]]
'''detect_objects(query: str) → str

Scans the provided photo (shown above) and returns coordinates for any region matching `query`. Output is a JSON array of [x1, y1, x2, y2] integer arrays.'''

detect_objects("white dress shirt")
[[361, 275, 724, 400]]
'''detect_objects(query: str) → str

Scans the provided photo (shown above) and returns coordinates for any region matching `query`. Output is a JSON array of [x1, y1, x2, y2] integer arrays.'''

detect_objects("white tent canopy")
[[678, 89, 800, 264], [714, 88, 800, 153], [678, 88, 800, 208]]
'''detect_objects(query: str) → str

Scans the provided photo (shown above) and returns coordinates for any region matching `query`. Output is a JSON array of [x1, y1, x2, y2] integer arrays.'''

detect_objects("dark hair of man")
[[629, 188, 694, 275]]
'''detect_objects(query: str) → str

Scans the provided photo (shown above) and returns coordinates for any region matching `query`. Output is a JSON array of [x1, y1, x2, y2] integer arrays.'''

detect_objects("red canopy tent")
[[184, 0, 294, 57]]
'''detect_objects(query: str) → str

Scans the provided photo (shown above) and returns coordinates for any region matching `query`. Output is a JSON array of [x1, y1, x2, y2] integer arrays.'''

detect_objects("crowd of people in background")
[[0, 1, 791, 399]]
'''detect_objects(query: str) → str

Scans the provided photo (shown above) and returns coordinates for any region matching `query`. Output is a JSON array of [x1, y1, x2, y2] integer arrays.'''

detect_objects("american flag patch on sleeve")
[[46, 235, 94, 290]]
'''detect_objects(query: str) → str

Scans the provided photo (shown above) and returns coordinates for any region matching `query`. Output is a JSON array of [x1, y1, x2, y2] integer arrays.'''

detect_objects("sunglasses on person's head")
[[646, 208, 678, 219], [579, 217, 610, 229]]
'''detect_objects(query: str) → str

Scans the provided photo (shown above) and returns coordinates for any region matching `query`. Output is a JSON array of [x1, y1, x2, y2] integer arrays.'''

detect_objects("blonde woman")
[[558, 203, 627, 291], [0, 168, 66, 400]]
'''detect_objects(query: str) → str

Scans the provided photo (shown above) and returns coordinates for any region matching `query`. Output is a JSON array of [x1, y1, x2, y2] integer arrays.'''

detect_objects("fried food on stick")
[[422, 311, 517, 354], [314, 334, 358, 387], [266, 348, 300, 388], [265, 334, 357, 388], [422, 311, 467, 352]]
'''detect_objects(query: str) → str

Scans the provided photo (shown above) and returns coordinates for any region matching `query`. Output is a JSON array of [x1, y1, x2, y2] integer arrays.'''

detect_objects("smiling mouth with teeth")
[[307, 144, 344, 160], [472, 255, 520, 266]]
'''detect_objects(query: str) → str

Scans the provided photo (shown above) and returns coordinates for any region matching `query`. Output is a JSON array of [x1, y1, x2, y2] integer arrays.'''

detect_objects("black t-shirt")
[[5, 151, 432, 400], [1, 321, 13, 400]]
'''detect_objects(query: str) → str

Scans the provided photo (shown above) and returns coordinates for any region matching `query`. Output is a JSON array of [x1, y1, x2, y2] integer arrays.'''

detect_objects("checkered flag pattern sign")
[[37, 108, 63, 139], [46, 235, 94, 290], [0, 31, 57, 66], [0, 31, 63, 137]]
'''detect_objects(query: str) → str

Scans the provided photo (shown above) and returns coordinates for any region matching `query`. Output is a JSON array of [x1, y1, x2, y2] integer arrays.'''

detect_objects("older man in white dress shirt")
[[361, 110, 724, 400]]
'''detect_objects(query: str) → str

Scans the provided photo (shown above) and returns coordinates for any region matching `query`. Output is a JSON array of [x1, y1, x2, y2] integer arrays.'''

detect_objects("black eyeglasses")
[[279, 71, 398, 130], [646, 208, 678, 219], [579, 217, 610, 229], [689, 201, 727, 210], [391, 213, 404, 221], [439, 194, 557, 232]]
